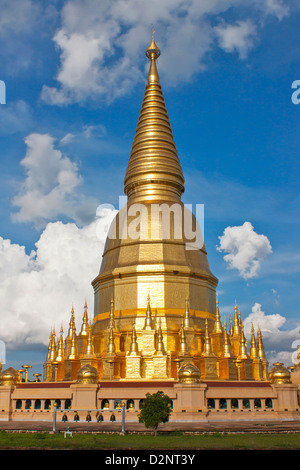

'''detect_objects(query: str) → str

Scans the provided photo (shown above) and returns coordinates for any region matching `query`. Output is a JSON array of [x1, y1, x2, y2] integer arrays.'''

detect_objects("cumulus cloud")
[[0, 208, 117, 350], [217, 222, 272, 279], [11, 133, 98, 228], [214, 20, 257, 59], [41, 0, 290, 105], [243, 302, 299, 366]]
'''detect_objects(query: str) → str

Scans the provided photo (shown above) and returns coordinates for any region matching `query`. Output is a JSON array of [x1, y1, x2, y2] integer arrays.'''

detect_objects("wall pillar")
[[272, 384, 299, 411], [70, 383, 99, 410]]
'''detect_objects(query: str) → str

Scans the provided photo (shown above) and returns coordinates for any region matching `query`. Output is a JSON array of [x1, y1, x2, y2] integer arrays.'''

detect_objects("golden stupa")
[[43, 36, 268, 384]]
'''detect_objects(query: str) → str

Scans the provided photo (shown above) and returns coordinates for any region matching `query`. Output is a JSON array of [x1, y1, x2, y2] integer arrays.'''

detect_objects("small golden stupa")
[[43, 36, 268, 384]]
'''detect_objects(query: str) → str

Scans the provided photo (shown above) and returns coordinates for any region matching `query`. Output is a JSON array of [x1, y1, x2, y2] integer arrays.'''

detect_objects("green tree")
[[138, 391, 172, 436]]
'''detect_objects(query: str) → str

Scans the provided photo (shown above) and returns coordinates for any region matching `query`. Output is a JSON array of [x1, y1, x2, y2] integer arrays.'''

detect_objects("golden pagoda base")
[[199, 356, 219, 380], [2, 378, 300, 424], [218, 357, 237, 380]]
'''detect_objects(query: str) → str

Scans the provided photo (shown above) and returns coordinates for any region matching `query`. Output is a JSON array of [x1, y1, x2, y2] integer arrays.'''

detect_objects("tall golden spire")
[[250, 324, 258, 359], [223, 318, 232, 358], [68, 331, 77, 360], [107, 328, 116, 355], [155, 322, 165, 355], [67, 306, 76, 340], [238, 328, 249, 359], [49, 329, 56, 362], [83, 321, 95, 359], [203, 319, 213, 357], [183, 298, 191, 329], [233, 301, 240, 336], [144, 293, 153, 330], [124, 34, 185, 203], [129, 325, 139, 355], [80, 300, 89, 336], [109, 298, 117, 330], [179, 324, 188, 355], [213, 297, 223, 334], [257, 326, 266, 360], [56, 325, 65, 363], [228, 313, 233, 336]]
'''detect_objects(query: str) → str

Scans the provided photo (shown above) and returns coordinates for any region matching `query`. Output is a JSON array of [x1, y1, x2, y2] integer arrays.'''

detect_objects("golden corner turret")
[[43, 36, 268, 383]]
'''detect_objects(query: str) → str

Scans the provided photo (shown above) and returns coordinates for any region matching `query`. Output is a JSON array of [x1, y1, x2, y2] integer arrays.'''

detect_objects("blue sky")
[[0, 0, 299, 378]]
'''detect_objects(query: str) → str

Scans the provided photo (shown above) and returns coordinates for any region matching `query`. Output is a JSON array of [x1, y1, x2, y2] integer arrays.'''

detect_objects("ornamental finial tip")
[[145, 31, 160, 60]]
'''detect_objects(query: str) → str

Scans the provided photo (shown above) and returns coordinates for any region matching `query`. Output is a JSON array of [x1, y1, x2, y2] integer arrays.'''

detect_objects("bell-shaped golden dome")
[[0, 367, 20, 386], [76, 365, 99, 384], [178, 363, 201, 384], [269, 362, 291, 384]]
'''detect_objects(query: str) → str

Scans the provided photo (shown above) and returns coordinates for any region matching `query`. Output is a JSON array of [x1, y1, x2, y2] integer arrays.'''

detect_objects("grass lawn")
[[0, 431, 300, 450]]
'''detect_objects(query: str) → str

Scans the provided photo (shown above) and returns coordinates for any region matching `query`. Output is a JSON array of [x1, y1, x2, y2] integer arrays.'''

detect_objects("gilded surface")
[[42, 37, 269, 384]]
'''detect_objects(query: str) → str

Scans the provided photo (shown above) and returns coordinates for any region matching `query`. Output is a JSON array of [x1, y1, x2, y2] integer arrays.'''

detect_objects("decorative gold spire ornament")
[[129, 325, 139, 355], [238, 307, 243, 328], [124, 33, 185, 203], [203, 320, 213, 357], [83, 322, 95, 359], [109, 298, 117, 330], [183, 298, 191, 329], [179, 324, 188, 355], [250, 324, 258, 359], [223, 319, 232, 358], [67, 306, 76, 339], [229, 314, 233, 336], [238, 328, 249, 359], [107, 328, 116, 355], [144, 294, 153, 330], [68, 331, 77, 360], [233, 301, 240, 336], [155, 322, 165, 355], [257, 326, 265, 360], [213, 298, 223, 334], [80, 300, 89, 336], [56, 325, 65, 363]]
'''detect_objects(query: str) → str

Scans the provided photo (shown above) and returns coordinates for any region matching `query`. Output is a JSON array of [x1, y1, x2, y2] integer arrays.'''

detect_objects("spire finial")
[[145, 31, 160, 60]]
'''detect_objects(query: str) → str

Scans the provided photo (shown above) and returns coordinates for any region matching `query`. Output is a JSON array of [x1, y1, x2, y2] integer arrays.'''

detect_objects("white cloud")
[[41, 0, 290, 105], [0, 209, 117, 350], [243, 302, 299, 367], [217, 222, 272, 279], [214, 19, 257, 59], [11, 133, 98, 228]]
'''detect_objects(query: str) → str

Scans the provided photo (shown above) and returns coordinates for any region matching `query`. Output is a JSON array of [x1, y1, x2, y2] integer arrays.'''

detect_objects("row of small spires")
[[46, 296, 266, 363]]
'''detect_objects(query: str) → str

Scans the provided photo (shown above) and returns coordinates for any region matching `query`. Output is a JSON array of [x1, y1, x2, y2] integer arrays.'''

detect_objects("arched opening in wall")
[[34, 399, 41, 410], [265, 398, 273, 409], [139, 399, 145, 409], [231, 399, 238, 409], [15, 399, 22, 410], [243, 399, 250, 409], [65, 399, 72, 409], [254, 398, 261, 409], [219, 398, 227, 409], [54, 399, 61, 409], [44, 399, 51, 410], [126, 399, 134, 410], [25, 399, 31, 410], [101, 399, 109, 409], [207, 399, 215, 409], [114, 399, 122, 409]]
